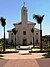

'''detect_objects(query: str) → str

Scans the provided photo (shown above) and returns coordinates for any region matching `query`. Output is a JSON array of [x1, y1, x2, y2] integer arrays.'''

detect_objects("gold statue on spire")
[[24, 2, 25, 7]]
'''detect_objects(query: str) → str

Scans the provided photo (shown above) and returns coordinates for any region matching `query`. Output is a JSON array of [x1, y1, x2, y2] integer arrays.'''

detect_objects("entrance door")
[[23, 39, 27, 46]]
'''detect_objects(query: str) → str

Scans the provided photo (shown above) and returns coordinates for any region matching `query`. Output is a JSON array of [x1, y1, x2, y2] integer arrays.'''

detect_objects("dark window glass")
[[24, 10, 26, 15], [24, 10, 25, 11], [11, 40, 13, 44], [23, 31, 26, 35], [36, 33, 38, 35], [11, 33, 13, 35], [36, 39, 38, 43]]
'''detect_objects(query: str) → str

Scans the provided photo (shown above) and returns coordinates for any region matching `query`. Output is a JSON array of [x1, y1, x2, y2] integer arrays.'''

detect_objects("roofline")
[[13, 21, 36, 26], [7, 30, 12, 32], [13, 22, 21, 26], [35, 28, 40, 32], [28, 23, 36, 25]]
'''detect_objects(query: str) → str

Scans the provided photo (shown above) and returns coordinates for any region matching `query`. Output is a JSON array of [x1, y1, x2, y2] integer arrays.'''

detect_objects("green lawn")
[[0, 54, 4, 57], [43, 52, 50, 58]]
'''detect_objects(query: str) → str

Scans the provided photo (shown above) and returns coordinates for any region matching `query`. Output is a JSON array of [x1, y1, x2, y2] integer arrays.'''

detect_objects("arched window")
[[36, 39, 38, 43], [36, 33, 38, 35], [23, 31, 26, 35]]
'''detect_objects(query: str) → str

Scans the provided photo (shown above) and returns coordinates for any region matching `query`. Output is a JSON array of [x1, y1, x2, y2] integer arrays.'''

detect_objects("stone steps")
[[16, 45, 33, 50], [19, 50, 30, 55]]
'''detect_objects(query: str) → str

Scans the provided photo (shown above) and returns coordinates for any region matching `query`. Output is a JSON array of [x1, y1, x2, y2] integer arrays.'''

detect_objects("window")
[[24, 10, 25, 11], [11, 33, 13, 37], [36, 33, 38, 35], [23, 39, 27, 45], [23, 31, 26, 35], [24, 11, 25, 15], [24, 9, 26, 15], [36, 39, 38, 43], [11, 33, 13, 35], [11, 40, 13, 44], [11, 33, 13, 40]]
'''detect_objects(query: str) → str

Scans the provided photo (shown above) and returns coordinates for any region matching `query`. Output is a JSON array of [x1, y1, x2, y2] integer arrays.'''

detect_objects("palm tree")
[[33, 15, 45, 52], [12, 28, 18, 49], [0, 17, 6, 51]]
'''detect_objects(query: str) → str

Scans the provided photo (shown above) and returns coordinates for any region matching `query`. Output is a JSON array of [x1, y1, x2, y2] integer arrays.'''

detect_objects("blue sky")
[[0, 0, 50, 38]]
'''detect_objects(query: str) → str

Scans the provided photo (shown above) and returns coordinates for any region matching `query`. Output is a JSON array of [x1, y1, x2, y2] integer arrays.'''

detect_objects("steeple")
[[21, 2, 28, 24]]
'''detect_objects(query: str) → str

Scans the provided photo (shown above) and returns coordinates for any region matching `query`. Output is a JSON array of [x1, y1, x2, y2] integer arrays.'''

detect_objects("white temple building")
[[7, 3, 40, 46]]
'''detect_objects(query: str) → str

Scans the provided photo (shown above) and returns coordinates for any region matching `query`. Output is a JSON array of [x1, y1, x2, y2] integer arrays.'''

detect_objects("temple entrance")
[[23, 39, 27, 46]]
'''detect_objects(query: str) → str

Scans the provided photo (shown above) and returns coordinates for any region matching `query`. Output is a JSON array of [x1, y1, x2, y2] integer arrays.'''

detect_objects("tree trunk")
[[3, 26, 5, 51], [33, 30, 34, 47], [40, 23, 42, 52], [32, 34, 33, 47], [32, 34, 34, 47], [15, 35, 16, 49]]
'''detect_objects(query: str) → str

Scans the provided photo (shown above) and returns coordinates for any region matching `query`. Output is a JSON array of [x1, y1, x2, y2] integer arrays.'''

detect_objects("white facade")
[[7, 4, 40, 46]]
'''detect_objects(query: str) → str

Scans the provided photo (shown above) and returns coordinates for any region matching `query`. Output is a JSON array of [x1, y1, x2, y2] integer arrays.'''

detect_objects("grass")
[[0, 48, 19, 54], [0, 54, 4, 57], [0, 50, 19, 54], [43, 52, 50, 58], [29, 50, 50, 53]]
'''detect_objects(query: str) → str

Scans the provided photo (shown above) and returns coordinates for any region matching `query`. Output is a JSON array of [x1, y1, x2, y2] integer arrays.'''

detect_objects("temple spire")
[[21, 2, 28, 24]]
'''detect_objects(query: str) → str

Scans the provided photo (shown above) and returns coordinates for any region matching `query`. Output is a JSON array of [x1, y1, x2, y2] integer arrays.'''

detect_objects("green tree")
[[33, 15, 44, 51], [0, 17, 6, 51]]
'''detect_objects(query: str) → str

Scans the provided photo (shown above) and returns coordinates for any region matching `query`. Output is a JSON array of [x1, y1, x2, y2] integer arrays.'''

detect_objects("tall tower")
[[21, 2, 28, 24]]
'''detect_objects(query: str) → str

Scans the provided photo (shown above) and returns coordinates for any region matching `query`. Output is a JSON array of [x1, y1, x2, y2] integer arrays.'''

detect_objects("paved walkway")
[[0, 50, 50, 67], [0, 58, 50, 67]]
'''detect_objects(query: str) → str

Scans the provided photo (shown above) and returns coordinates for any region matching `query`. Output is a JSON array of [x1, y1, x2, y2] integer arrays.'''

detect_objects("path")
[[0, 58, 50, 67], [0, 50, 50, 67]]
